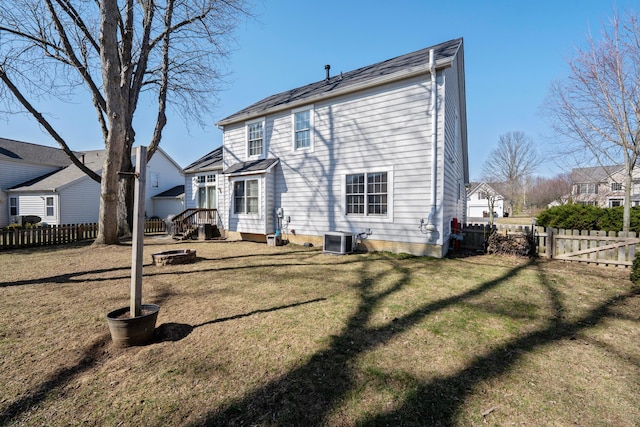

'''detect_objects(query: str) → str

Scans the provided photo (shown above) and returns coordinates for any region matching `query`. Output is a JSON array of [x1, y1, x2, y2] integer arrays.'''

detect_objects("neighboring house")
[[1, 137, 76, 227], [1, 138, 184, 226], [570, 165, 633, 208], [182, 146, 223, 212], [215, 38, 468, 257], [466, 182, 504, 218]]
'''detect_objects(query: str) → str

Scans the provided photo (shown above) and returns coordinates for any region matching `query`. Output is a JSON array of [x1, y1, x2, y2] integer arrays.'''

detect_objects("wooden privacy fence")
[[461, 223, 640, 268], [0, 219, 166, 250]]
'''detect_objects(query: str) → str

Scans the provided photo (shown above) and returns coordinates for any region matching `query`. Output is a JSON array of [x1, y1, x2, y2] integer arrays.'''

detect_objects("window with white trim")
[[293, 108, 312, 150], [46, 196, 54, 217], [346, 172, 388, 216], [233, 179, 259, 214], [9, 197, 17, 216], [150, 172, 159, 188], [576, 183, 598, 194], [611, 182, 622, 191], [247, 120, 264, 157]]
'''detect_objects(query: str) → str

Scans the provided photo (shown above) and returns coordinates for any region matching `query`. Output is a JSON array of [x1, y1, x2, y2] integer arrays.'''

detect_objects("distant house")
[[466, 182, 504, 218], [570, 165, 631, 208], [1, 138, 184, 226], [215, 38, 468, 257], [182, 146, 223, 212]]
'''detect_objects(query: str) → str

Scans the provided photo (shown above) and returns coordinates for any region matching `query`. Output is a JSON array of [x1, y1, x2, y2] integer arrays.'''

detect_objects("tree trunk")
[[95, 0, 128, 245], [623, 168, 632, 233], [118, 153, 134, 239]]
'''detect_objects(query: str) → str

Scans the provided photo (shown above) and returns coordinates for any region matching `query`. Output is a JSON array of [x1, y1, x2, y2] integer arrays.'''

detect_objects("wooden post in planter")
[[131, 145, 147, 317]]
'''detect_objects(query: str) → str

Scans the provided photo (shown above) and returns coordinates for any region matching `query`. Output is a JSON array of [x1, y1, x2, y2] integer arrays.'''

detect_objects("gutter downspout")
[[425, 49, 439, 243]]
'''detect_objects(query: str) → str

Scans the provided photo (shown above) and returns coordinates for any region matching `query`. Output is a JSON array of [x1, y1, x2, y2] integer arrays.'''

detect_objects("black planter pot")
[[106, 304, 160, 347]]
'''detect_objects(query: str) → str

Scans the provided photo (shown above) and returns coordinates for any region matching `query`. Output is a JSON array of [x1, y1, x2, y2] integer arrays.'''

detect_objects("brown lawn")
[[1, 238, 639, 426]]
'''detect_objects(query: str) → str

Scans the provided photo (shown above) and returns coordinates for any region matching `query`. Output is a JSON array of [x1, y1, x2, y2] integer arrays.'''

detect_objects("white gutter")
[[424, 49, 440, 243]]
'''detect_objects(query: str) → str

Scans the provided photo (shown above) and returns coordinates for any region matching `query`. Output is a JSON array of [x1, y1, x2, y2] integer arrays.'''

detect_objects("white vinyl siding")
[[221, 75, 433, 240], [59, 177, 101, 224]]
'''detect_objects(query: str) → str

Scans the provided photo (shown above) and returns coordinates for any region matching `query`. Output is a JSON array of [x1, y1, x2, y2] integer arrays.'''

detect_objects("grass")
[[1, 238, 639, 426]]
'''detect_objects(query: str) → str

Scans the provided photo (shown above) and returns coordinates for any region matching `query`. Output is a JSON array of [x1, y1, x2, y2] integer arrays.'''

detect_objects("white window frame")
[[292, 106, 314, 152], [342, 168, 393, 223], [9, 197, 18, 216], [45, 196, 55, 218], [233, 178, 260, 216], [150, 172, 159, 188], [196, 173, 217, 209], [246, 117, 265, 159]]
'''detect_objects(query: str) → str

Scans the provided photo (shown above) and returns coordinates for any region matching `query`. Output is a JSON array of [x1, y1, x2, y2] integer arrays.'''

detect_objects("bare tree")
[[545, 8, 640, 232], [527, 173, 572, 210], [481, 131, 541, 215], [0, 0, 249, 244]]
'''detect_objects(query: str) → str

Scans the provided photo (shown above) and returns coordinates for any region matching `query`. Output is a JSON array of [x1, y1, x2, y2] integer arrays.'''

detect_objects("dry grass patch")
[[1, 238, 639, 426]]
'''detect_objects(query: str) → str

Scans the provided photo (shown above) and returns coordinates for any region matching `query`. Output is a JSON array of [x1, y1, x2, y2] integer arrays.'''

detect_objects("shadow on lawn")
[[0, 333, 111, 425], [154, 297, 327, 343], [193, 258, 639, 426]]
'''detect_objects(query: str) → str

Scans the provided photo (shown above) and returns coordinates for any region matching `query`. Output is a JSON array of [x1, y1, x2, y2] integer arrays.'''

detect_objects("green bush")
[[536, 204, 640, 233], [631, 252, 640, 285]]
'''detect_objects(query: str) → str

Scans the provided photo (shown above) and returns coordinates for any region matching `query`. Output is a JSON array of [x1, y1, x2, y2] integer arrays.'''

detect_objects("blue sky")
[[0, 0, 634, 179]]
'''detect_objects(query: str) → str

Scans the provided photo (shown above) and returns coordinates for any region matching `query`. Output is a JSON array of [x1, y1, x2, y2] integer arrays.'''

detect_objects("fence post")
[[546, 227, 554, 259]]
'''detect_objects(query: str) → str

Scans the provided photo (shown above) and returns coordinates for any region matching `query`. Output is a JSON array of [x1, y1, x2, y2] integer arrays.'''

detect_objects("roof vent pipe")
[[325, 64, 330, 82]]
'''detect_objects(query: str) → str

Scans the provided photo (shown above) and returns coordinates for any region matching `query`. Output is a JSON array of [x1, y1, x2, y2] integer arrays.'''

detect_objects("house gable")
[[217, 38, 468, 257]]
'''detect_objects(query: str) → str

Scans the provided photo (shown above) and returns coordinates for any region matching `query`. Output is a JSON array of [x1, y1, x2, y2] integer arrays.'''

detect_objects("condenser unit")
[[323, 231, 354, 255]]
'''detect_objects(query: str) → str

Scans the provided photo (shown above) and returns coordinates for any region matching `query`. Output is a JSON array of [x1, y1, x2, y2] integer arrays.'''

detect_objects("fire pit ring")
[[151, 249, 196, 266]]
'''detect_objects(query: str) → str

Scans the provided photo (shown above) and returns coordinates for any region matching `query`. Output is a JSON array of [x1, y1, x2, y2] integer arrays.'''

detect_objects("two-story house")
[[570, 165, 632, 208], [215, 38, 468, 257], [466, 182, 505, 218]]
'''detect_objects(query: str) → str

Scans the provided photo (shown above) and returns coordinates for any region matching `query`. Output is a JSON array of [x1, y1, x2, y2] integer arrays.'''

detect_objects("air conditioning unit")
[[323, 231, 354, 255]]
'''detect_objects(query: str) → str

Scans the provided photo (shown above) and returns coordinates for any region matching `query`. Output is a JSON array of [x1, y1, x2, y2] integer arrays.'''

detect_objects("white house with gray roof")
[[216, 38, 468, 257], [570, 164, 640, 208], [1, 138, 184, 227]]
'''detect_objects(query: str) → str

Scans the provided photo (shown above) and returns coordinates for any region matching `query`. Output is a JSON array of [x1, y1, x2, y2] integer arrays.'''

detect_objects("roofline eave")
[[216, 59, 453, 127]]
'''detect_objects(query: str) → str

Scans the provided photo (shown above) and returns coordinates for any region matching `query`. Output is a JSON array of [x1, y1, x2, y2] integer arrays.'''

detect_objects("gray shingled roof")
[[224, 158, 280, 175], [9, 150, 104, 192], [0, 137, 74, 167], [152, 185, 185, 198], [217, 38, 463, 126], [183, 146, 223, 173], [571, 165, 622, 183]]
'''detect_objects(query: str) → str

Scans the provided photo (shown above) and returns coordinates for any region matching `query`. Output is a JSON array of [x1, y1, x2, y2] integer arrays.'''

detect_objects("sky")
[[0, 0, 636, 180]]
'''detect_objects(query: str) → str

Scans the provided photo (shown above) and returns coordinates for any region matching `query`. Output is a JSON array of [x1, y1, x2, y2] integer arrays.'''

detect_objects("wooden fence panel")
[[461, 224, 640, 268], [1, 220, 165, 251]]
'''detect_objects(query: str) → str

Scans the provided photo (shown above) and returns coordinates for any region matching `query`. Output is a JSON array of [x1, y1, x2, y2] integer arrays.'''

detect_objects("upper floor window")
[[150, 172, 159, 188], [233, 179, 259, 214], [197, 175, 206, 184], [576, 183, 598, 195], [611, 182, 622, 191], [247, 120, 264, 157], [207, 174, 216, 183], [346, 172, 388, 216], [293, 107, 313, 150]]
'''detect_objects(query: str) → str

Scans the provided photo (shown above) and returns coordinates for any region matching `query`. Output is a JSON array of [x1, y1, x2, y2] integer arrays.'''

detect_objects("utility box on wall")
[[267, 234, 282, 246]]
